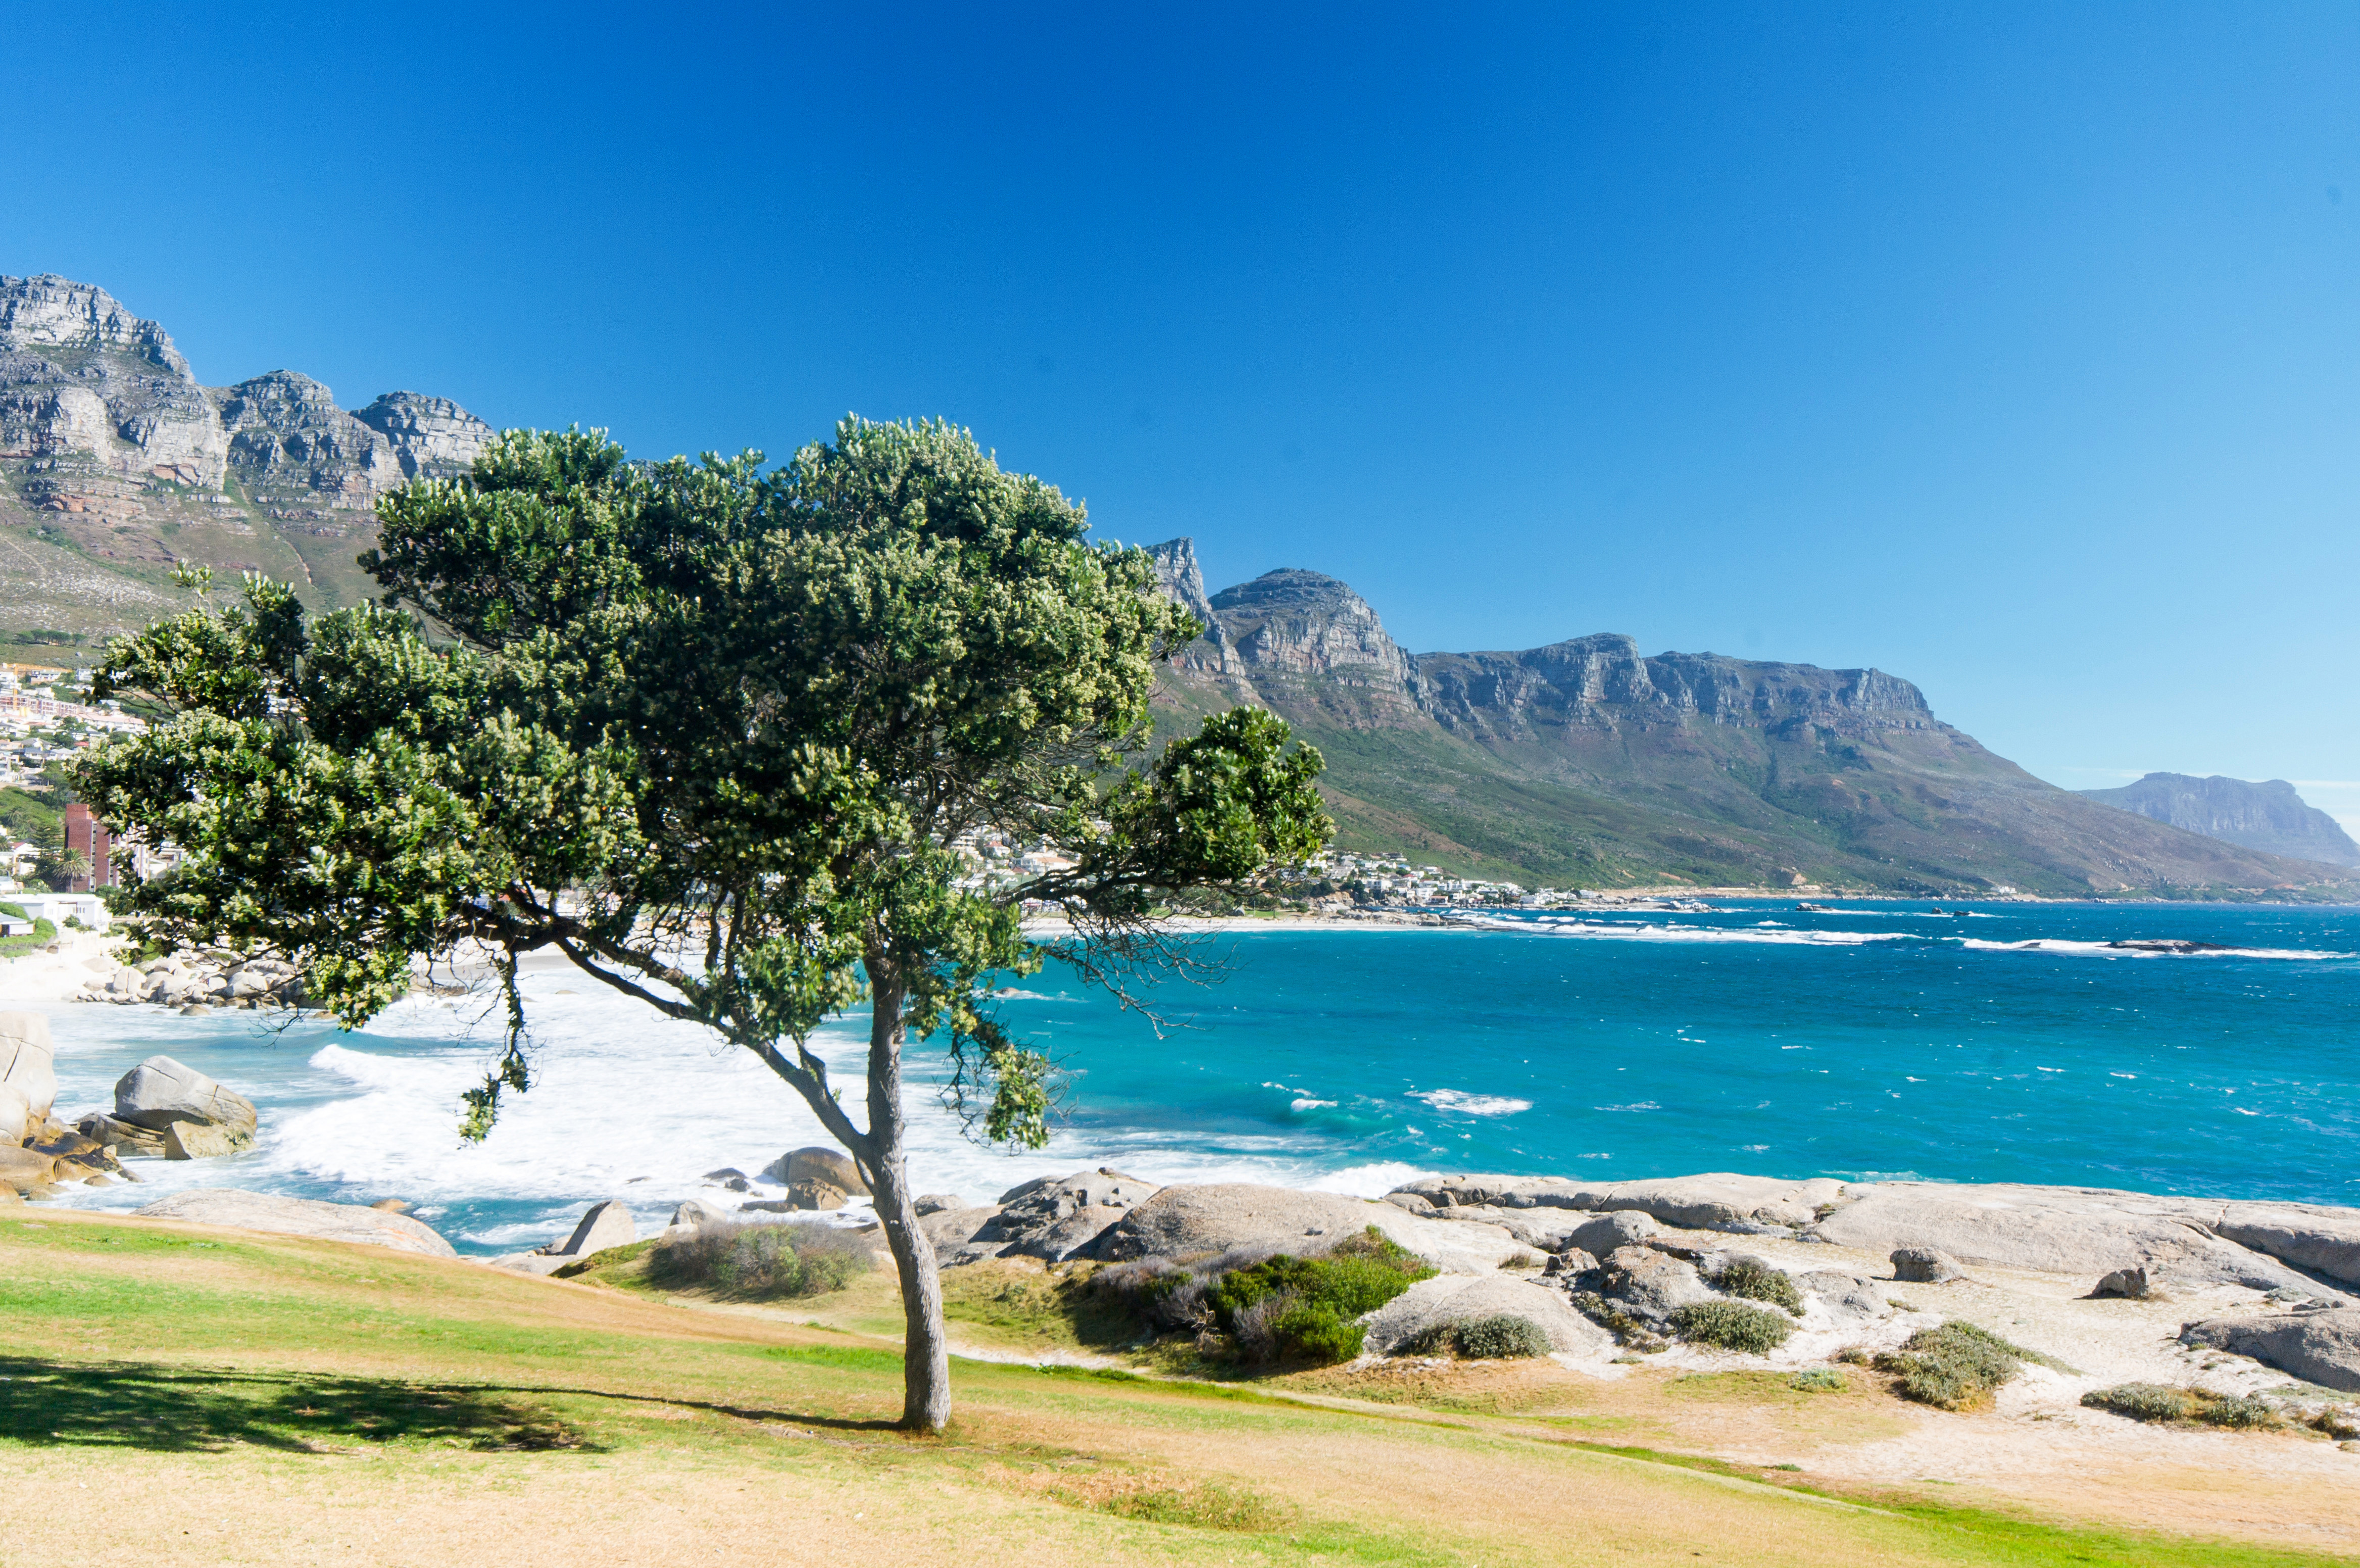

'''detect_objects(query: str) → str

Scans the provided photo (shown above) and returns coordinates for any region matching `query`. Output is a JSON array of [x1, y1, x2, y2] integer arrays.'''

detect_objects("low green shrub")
[[2081, 1383, 2196, 1423], [2082, 1383, 2285, 1431], [646, 1219, 872, 1299], [1453, 1314, 1553, 1359], [1209, 1230, 1436, 1366], [1403, 1314, 1553, 1360], [1091, 1227, 1434, 1368], [1877, 1321, 2053, 1410], [1709, 1258, 1802, 1315], [2199, 1395, 2281, 1430], [1791, 1367, 1847, 1393], [1669, 1300, 1794, 1353]]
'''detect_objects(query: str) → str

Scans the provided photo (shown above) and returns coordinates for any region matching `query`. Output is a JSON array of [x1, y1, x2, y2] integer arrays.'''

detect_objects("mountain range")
[[1146, 541, 2351, 898], [0, 274, 488, 645], [3, 274, 2345, 899]]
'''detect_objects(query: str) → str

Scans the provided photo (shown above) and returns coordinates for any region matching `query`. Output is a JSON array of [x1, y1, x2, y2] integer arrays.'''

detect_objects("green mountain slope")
[[1147, 540, 2352, 898]]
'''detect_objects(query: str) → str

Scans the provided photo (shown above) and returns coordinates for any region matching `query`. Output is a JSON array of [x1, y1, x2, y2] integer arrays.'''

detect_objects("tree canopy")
[[78, 416, 1331, 1428]]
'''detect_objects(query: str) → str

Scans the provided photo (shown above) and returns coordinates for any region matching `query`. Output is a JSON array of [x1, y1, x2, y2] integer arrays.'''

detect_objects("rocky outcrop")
[[133, 1189, 457, 1257], [1795, 1269, 1890, 1329], [490, 1198, 638, 1275], [2212, 1207, 2360, 1291], [2182, 1308, 2360, 1394], [1088, 1183, 1397, 1262], [1211, 569, 1416, 686], [213, 371, 405, 524], [1890, 1246, 1967, 1283], [971, 1167, 1159, 1261], [78, 951, 305, 1010], [1394, 1172, 1845, 1233], [2080, 774, 2360, 867], [353, 392, 491, 481], [114, 1056, 258, 1144], [0, 1012, 57, 1129], [1416, 636, 1937, 747], [762, 1146, 868, 1196], [1363, 1273, 1612, 1356], [1148, 538, 1244, 677], [0, 274, 489, 632], [1591, 1244, 1716, 1331], [920, 1204, 1007, 1261], [0, 274, 229, 487], [1808, 1182, 2358, 1296], [1081, 1182, 1522, 1275], [669, 1196, 732, 1230]]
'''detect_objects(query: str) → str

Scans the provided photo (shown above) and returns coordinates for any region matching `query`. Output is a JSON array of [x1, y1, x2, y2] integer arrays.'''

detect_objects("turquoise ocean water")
[[35, 899, 2360, 1253]]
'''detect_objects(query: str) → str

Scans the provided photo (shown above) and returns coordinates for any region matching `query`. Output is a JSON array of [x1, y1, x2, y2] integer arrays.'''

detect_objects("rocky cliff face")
[[214, 371, 407, 527], [0, 275, 229, 488], [1147, 537, 1243, 677], [0, 274, 489, 635], [355, 392, 493, 482], [1199, 566, 1425, 724], [1417, 635, 1938, 745], [2080, 774, 2360, 867]]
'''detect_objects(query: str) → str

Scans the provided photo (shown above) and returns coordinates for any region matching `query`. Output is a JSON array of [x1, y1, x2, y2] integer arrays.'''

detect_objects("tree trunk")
[[863, 964, 954, 1433]]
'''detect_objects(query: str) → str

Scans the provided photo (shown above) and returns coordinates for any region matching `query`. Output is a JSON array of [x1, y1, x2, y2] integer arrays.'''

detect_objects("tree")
[[29, 816, 84, 893], [76, 417, 1331, 1432]]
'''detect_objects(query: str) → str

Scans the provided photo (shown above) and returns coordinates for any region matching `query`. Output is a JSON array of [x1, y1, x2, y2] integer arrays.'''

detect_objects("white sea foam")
[[1513, 917, 1907, 947], [1290, 1098, 1337, 1111], [1306, 1161, 1435, 1196], [42, 969, 1421, 1250], [1407, 1088, 1533, 1116], [1958, 939, 2349, 960]]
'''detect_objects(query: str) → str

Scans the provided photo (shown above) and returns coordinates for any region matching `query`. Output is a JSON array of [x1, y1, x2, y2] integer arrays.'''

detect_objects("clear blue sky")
[[5, 3, 2355, 824]]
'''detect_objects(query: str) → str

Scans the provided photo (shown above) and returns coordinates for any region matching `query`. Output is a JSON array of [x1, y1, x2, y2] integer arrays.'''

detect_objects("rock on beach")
[[115, 1056, 258, 1141], [1394, 1171, 1846, 1232], [133, 1189, 457, 1257], [2181, 1308, 2360, 1394], [1808, 1181, 2349, 1295], [0, 1012, 58, 1129]]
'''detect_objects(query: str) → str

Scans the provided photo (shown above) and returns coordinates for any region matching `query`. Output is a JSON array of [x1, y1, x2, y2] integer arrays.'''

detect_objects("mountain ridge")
[[0, 273, 487, 647], [2, 277, 2341, 900], [1145, 538, 2350, 899], [2079, 773, 2360, 868]]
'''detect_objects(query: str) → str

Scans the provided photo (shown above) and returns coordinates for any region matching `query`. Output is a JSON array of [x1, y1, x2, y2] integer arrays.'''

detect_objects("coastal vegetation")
[[1706, 1256, 1805, 1314], [641, 1218, 874, 1299], [1876, 1321, 2063, 1411], [1089, 1227, 1437, 1368], [2081, 1383, 2288, 1431], [75, 418, 1330, 1432], [1399, 1313, 1555, 1360], [2, 1209, 2348, 1568], [1667, 1299, 1796, 1354]]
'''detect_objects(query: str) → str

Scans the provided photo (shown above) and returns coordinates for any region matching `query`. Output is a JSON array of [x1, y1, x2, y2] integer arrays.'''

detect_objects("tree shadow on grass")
[[0, 1357, 601, 1454], [0, 1357, 910, 1452]]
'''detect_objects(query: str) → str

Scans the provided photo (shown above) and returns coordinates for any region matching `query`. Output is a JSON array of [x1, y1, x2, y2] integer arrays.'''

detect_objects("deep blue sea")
[[32, 899, 2360, 1254]]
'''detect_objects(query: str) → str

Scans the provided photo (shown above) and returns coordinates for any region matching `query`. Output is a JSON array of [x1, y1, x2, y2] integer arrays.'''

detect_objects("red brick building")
[[64, 802, 111, 891]]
